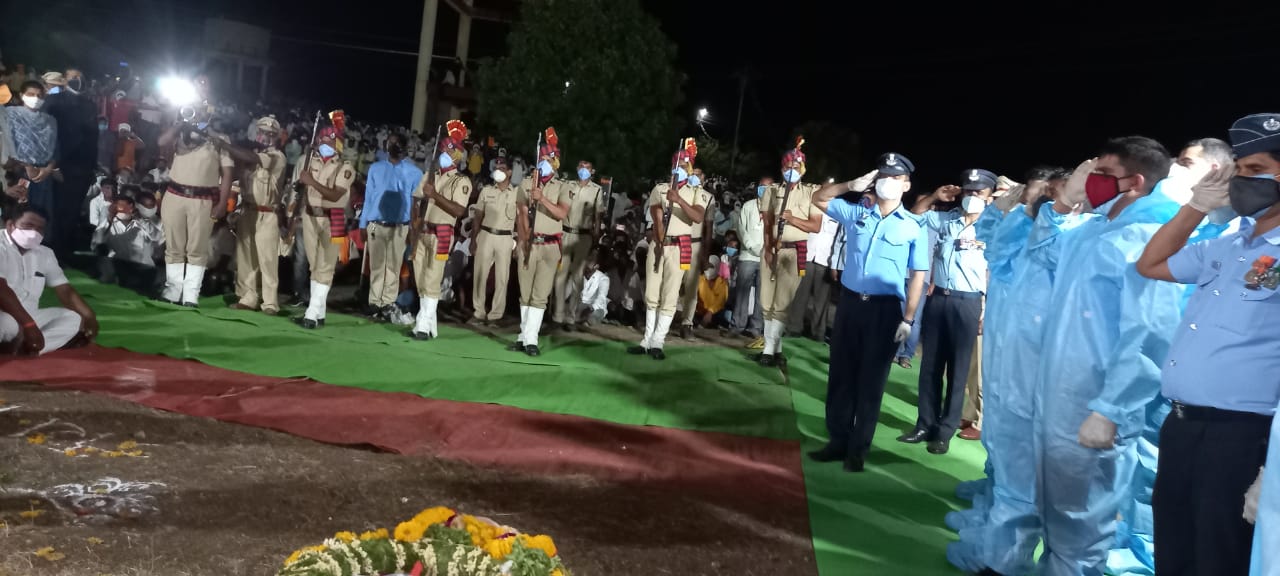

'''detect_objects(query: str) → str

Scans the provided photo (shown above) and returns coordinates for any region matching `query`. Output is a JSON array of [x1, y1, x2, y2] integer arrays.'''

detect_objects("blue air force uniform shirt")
[[826, 198, 929, 301]]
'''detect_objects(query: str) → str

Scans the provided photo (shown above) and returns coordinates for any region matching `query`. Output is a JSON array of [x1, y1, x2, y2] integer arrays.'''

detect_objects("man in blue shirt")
[[1138, 113, 1280, 576], [809, 152, 929, 472], [360, 133, 423, 320], [903, 168, 997, 455]]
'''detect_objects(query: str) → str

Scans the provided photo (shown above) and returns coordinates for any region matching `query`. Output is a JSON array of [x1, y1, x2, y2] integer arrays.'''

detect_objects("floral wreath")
[[277, 506, 568, 576]]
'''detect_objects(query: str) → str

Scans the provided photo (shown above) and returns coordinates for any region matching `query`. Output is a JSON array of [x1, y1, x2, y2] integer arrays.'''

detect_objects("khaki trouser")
[[367, 222, 407, 308], [161, 193, 213, 266], [302, 215, 339, 285], [645, 244, 684, 316], [552, 231, 593, 324], [234, 209, 281, 310], [412, 230, 450, 299], [518, 242, 560, 309], [473, 230, 514, 320], [962, 334, 983, 429], [761, 247, 800, 322], [679, 257, 700, 326]]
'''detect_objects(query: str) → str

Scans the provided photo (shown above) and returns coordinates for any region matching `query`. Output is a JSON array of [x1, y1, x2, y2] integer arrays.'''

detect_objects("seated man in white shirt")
[[0, 205, 98, 355], [105, 195, 162, 294], [577, 257, 611, 327]]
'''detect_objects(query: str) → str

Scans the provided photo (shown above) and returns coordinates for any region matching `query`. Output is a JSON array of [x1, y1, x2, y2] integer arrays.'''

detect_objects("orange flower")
[[333, 531, 357, 543], [284, 545, 327, 566], [359, 528, 389, 540], [518, 534, 558, 558], [483, 537, 515, 560], [26, 434, 46, 445]]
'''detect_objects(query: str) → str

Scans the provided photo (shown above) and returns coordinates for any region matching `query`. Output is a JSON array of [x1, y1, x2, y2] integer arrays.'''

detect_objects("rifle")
[[770, 136, 805, 281], [281, 111, 322, 246], [595, 176, 612, 249], [407, 124, 442, 262], [654, 139, 683, 273], [603, 176, 617, 233], [522, 131, 543, 268]]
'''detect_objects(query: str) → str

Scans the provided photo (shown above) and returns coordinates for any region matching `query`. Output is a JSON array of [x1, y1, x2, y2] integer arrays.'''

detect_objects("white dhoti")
[[0, 308, 83, 355]]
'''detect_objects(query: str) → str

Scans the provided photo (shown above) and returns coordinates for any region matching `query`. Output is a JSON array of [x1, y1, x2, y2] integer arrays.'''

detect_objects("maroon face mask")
[[1085, 173, 1121, 208]]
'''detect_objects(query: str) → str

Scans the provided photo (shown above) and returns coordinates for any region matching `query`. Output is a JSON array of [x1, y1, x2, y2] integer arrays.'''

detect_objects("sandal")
[[895, 357, 912, 369]]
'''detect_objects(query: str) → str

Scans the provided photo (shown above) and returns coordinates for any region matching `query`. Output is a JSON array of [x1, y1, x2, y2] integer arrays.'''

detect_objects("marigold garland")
[[277, 506, 568, 576]]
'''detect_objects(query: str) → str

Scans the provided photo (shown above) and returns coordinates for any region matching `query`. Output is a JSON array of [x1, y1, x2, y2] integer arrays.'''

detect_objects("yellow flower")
[[87, 537, 104, 545], [64, 448, 78, 457], [117, 440, 138, 451], [20, 510, 45, 519], [34, 546, 65, 561], [483, 537, 514, 560], [551, 570, 564, 576], [125, 450, 144, 457], [333, 531, 357, 543], [394, 507, 455, 542], [283, 545, 327, 566], [26, 433, 46, 445], [359, 529, 388, 540], [83, 446, 99, 453], [519, 534, 557, 558], [101, 451, 125, 458]]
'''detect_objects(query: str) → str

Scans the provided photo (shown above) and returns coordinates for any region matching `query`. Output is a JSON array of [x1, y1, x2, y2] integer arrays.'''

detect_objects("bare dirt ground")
[[0, 382, 816, 576]]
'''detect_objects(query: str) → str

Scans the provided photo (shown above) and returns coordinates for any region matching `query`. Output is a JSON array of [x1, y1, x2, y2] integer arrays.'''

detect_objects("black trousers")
[[1152, 408, 1271, 576], [914, 291, 981, 441], [53, 167, 95, 257], [788, 262, 834, 338], [824, 288, 902, 458]]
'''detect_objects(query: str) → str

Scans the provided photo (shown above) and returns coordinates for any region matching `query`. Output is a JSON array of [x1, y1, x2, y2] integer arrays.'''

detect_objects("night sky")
[[3, 0, 1275, 187]]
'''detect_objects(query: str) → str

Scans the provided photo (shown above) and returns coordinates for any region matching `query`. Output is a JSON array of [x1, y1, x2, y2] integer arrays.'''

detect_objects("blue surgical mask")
[[318, 144, 336, 158], [725, 247, 738, 258], [438, 152, 454, 169], [48, 86, 61, 95], [98, 121, 108, 132], [538, 160, 554, 177], [577, 167, 592, 181], [688, 175, 702, 187], [673, 167, 688, 181], [757, 185, 766, 197], [783, 169, 801, 184], [196, 121, 209, 131]]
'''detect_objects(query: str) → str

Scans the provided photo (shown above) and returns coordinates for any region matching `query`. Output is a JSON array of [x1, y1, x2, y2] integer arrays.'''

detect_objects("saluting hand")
[[1188, 163, 1236, 214], [934, 185, 962, 202], [1061, 158, 1098, 209]]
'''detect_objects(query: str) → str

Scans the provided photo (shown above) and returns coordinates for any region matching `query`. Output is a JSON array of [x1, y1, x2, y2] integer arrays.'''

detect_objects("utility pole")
[[729, 68, 747, 181]]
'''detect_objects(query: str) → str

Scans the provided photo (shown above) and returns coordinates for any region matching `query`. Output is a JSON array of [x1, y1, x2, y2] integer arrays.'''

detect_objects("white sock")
[[182, 265, 205, 304], [163, 263, 184, 302], [414, 295, 431, 334], [652, 314, 674, 350], [304, 281, 322, 320], [523, 307, 545, 348], [642, 308, 657, 348], [311, 283, 331, 320], [518, 305, 530, 344], [423, 297, 439, 337]]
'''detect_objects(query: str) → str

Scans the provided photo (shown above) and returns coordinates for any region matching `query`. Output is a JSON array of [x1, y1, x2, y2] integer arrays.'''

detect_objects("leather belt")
[[936, 288, 983, 300], [563, 225, 592, 235], [663, 235, 691, 246], [370, 221, 407, 227], [242, 204, 276, 213], [166, 183, 218, 199], [481, 225, 512, 236], [532, 233, 562, 244], [1171, 401, 1275, 424], [844, 287, 899, 303]]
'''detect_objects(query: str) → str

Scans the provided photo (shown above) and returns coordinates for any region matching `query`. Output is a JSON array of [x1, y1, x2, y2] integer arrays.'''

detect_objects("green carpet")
[[58, 272, 983, 575]]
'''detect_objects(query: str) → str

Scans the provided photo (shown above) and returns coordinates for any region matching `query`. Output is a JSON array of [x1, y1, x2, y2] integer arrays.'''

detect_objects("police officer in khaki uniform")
[[469, 158, 517, 327], [410, 119, 472, 340], [156, 101, 237, 307], [759, 137, 823, 366], [677, 167, 715, 339], [295, 124, 356, 329], [228, 116, 287, 315], [628, 138, 709, 360], [510, 128, 569, 356], [551, 160, 605, 331]]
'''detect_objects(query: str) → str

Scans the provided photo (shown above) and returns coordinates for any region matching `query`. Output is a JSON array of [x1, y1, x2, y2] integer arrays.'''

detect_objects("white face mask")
[[961, 195, 986, 214], [9, 228, 43, 250], [21, 95, 42, 110], [704, 269, 717, 280], [492, 170, 508, 183], [875, 178, 905, 201], [439, 152, 454, 169], [117, 212, 133, 222], [138, 205, 157, 219], [538, 160, 554, 177]]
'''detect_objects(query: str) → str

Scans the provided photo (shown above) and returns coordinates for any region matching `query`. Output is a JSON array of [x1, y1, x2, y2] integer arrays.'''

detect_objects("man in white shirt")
[[732, 179, 768, 340], [577, 259, 611, 326], [148, 158, 170, 184], [0, 205, 97, 355], [788, 211, 842, 340], [104, 195, 161, 293]]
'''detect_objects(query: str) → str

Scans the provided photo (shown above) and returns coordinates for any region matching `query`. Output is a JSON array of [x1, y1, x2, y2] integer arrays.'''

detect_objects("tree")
[[475, 0, 683, 189], [694, 137, 762, 183], [788, 121, 864, 183]]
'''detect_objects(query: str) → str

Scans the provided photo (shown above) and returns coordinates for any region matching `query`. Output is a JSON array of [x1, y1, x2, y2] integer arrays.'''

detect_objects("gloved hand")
[[847, 169, 879, 193], [1077, 411, 1117, 449], [1060, 158, 1097, 210], [1188, 163, 1236, 214], [1244, 466, 1264, 524], [995, 184, 1023, 213], [893, 321, 912, 343]]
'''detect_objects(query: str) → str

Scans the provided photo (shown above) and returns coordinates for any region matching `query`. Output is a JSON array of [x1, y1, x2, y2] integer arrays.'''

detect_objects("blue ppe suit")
[[1250, 401, 1279, 576]]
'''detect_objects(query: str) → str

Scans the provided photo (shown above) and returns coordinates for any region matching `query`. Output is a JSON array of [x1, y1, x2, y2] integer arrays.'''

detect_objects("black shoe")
[[927, 439, 951, 455], [466, 316, 486, 327], [680, 325, 692, 340], [759, 354, 779, 367], [626, 346, 649, 355], [524, 345, 541, 357], [975, 569, 1005, 576], [181, 301, 199, 308], [648, 348, 666, 361], [843, 455, 865, 473], [301, 318, 320, 330], [897, 429, 930, 444], [507, 341, 525, 352], [411, 331, 433, 341], [807, 445, 845, 463], [288, 297, 308, 308]]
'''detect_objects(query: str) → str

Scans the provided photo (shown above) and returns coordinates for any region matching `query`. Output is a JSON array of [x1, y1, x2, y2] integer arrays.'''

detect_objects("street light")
[[697, 108, 709, 121]]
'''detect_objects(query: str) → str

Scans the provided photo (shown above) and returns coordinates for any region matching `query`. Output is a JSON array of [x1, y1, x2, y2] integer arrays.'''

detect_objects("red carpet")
[[3, 345, 806, 508]]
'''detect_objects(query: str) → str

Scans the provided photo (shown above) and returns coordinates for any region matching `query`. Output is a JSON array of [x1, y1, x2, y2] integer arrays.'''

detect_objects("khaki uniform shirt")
[[478, 183, 518, 231], [242, 148, 287, 207], [519, 176, 568, 236], [764, 182, 819, 243], [562, 180, 605, 231], [648, 182, 711, 237], [294, 150, 356, 208], [416, 170, 472, 226], [170, 140, 234, 188]]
